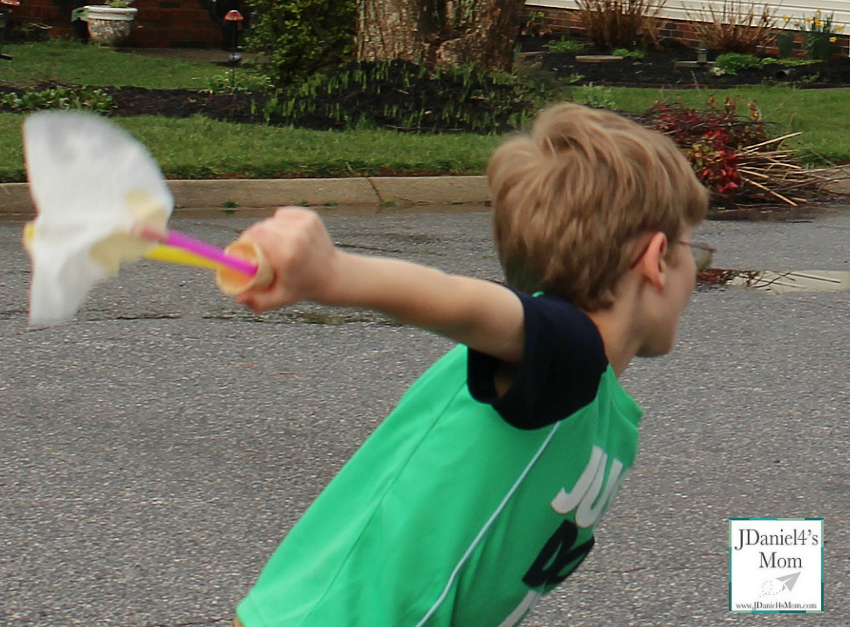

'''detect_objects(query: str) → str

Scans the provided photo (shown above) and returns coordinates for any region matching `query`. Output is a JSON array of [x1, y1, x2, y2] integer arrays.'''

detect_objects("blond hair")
[[488, 103, 708, 311]]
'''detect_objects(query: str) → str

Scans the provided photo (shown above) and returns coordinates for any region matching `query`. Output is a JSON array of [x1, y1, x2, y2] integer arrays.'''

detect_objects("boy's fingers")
[[238, 208, 315, 266], [231, 206, 332, 311]]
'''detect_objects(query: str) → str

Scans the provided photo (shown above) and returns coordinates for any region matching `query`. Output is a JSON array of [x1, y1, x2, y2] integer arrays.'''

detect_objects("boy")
[[231, 103, 710, 627]]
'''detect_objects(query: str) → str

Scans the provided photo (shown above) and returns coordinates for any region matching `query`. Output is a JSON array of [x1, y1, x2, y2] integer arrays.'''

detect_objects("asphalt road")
[[2, 208, 849, 626]]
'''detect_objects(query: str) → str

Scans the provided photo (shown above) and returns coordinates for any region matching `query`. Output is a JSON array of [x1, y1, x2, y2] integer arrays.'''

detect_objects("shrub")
[[640, 97, 831, 207], [204, 70, 274, 94], [764, 57, 816, 67], [792, 11, 844, 61], [775, 29, 795, 58], [612, 47, 646, 58], [260, 60, 546, 133], [521, 11, 556, 38], [639, 98, 767, 196], [246, 0, 356, 87], [686, 0, 780, 54], [576, 0, 667, 50], [577, 84, 617, 109], [715, 52, 763, 75], [0, 86, 114, 113], [545, 38, 585, 54]]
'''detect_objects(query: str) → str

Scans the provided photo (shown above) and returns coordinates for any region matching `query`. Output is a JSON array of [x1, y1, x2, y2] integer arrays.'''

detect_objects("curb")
[[0, 176, 492, 219], [3, 171, 847, 220]]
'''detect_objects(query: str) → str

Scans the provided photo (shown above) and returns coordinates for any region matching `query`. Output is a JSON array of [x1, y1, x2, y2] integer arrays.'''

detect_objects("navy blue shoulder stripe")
[[468, 289, 608, 430]]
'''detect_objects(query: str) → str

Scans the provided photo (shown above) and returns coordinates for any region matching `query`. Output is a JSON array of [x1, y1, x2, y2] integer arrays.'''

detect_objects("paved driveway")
[[1, 209, 848, 626]]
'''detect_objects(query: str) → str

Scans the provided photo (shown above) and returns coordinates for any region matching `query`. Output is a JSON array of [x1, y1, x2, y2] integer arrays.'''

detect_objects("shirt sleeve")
[[467, 289, 609, 430]]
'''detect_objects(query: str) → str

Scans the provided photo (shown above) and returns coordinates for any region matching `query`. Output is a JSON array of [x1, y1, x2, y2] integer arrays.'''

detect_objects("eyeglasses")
[[629, 238, 716, 273], [678, 240, 716, 272]]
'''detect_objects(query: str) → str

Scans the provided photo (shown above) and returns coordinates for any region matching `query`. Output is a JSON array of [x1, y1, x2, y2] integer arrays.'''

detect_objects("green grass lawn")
[[122, 116, 500, 180], [0, 113, 501, 182], [0, 41, 847, 181], [0, 40, 223, 89]]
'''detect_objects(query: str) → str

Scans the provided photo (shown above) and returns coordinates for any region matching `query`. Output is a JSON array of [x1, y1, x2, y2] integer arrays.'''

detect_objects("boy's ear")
[[635, 232, 669, 291]]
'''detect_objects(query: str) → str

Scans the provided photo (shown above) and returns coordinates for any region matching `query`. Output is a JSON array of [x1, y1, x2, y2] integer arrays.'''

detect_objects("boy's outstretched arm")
[[235, 207, 525, 364]]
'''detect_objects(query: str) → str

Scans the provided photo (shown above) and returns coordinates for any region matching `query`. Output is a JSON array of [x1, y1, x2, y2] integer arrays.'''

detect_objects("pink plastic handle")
[[138, 225, 258, 277]]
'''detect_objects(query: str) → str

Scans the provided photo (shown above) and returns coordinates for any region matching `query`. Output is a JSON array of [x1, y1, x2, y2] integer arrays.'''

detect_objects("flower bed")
[[535, 39, 850, 87]]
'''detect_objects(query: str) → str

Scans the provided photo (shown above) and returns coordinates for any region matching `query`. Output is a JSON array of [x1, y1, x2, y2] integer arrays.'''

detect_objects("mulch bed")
[[105, 86, 263, 124], [540, 51, 850, 89], [0, 83, 267, 125], [527, 38, 850, 88]]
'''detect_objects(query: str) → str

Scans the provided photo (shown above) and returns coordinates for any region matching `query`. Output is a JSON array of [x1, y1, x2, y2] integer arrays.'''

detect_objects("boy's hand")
[[234, 207, 340, 313]]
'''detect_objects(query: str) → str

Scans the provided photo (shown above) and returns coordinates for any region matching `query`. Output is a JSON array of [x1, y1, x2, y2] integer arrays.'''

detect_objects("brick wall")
[[524, 5, 850, 58], [8, 0, 228, 48]]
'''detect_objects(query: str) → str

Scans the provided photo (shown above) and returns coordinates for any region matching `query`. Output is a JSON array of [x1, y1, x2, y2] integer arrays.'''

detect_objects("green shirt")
[[237, 343, 642, 627]]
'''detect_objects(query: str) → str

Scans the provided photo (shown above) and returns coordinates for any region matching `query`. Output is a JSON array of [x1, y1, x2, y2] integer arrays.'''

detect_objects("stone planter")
[[85, 6, 137, 46]]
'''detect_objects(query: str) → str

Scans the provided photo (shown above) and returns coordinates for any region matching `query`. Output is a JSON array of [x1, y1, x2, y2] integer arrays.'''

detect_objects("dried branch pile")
[[734, 132, 838, 207], [636, 98, 840, 209]]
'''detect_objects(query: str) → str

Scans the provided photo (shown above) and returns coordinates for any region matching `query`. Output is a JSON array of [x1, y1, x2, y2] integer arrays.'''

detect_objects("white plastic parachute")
[[23, 111, 174, 325]]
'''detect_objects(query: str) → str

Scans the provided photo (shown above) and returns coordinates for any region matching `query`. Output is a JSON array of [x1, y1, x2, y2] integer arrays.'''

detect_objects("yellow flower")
[[830, 36, 837, 42], [838, 25, 845, 32], [782, 14, 790, 21], [814, 19, 822, 28], [806, 17, 812, 23], [816, 9, 821, 14]]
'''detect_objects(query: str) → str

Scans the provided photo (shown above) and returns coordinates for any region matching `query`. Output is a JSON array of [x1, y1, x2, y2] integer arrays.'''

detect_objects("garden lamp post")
[[198, 0, 248, 50], [224, 9, 243, 92], [224, 9, 243, 64], [697, 44, 708, 66]]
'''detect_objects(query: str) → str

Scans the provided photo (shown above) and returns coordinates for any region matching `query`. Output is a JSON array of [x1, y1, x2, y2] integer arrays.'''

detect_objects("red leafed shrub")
[[691, 127, 742, 195], [637, 98, 836, 208], [639, 97, 766, 197]]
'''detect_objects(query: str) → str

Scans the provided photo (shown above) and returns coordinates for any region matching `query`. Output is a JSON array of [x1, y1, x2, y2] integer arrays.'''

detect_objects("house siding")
[[526, 0, 850, 56], [528, 0, 850, 25]]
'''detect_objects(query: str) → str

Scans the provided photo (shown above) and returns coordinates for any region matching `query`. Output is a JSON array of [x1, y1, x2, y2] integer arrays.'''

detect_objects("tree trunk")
[[356, 0, 526, 72]]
